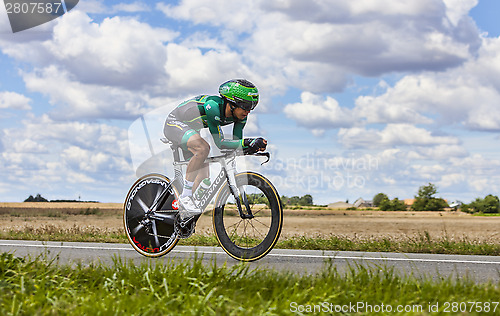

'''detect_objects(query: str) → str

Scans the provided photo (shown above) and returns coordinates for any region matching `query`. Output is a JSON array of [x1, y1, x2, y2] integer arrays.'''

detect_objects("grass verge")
[[1, 226, 499, 256], [1, 252, 499, 315]]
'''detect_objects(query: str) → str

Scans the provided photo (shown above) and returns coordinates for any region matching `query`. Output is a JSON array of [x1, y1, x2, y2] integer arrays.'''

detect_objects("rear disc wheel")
[[123, 174, 179, 257]]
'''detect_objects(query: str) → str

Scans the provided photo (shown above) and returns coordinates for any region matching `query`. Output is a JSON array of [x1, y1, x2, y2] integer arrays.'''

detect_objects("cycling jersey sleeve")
[[233, 119, 245, 141], [204, 100, 244, 150]]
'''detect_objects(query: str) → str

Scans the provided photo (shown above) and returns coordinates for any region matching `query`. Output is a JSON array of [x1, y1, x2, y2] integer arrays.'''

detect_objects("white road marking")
[[1, 242, 499, 265]]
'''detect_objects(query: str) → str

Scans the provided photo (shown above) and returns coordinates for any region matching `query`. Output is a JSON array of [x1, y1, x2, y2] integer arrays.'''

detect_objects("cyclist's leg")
[[185, 133, 210, 185], [193, 163, 209, 191], [176, 133, 209, 218]]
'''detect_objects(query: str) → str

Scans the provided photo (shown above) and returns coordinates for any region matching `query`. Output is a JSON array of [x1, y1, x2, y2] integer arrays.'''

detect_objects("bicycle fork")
[[221, 156, 254, 219]]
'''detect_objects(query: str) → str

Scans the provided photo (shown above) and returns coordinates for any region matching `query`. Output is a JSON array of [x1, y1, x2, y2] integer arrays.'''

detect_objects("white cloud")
[[164, 43, 255, 94], [354, 92, 433, 125], [443, 0, 478, 27], [62, 146, 119, 173], [44, 11, 175, 89], [339, 124, 459, 149], [74, 0, 108, 14], [351, 36, 500, 132], [111, 2, 151, 13], [157, 0, 259, 32], [0, 91, 31, 110], [0, 114, 134, 200], [252, 0, 477, 80], [11, 139, 48, 154], [1, 0, 499, 204], [23, 66, 150, 120], [284, 92, 354, 133], [5, 114, 130, 158], [157, 0, 479, 95]]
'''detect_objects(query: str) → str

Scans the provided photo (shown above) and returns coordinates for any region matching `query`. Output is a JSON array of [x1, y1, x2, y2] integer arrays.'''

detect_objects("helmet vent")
[[236, 79, 255, 88]]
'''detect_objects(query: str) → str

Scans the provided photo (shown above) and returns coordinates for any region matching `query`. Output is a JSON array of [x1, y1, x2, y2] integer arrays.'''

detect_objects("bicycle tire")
[[213, 172, 283, 261], [123, 173, 179, 257]]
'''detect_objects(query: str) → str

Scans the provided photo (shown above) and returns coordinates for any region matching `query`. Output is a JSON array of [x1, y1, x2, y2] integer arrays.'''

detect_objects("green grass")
[[472, 213, 500, 217], [1, 252, 499, 315], [1, 226, 499, 256], [0, 207, 117, 217], [275, 233, 500, 256], [0, 224, 127, 243]]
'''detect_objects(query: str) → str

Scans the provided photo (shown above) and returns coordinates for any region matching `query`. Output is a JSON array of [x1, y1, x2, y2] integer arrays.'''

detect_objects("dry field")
[[0, 202, 499, 243]]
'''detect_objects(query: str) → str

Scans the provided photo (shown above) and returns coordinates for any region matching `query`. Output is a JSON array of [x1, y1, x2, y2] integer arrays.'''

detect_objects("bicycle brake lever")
[[255, 152, 270, 165]]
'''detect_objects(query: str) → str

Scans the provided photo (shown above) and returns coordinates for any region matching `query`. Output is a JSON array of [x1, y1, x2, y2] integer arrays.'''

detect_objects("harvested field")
[[0, 203, 498, 243]]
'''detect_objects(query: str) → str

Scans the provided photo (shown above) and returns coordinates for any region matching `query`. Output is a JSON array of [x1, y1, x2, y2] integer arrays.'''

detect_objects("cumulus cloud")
[[1, 0, 499, 203], [10, 139, 48, 154], [164, 43, 255, 94], [353, 82, 435, 125], [76, 0, 151, 14], [23, 65, 151, 120], [157, 0, 259, 32], [0, 10, 180, 120], [0, 114, 133, 200], [158, 0, 480, 94], [254, 0, 477, 81], [15, 114, 130, 156], [338, 124, 459, 149], [0, 91, 32, 110], [284, 92, 354, 134], [43, 11, 175, 89], [111, 2, 151, 13], [350, 36, 500, 132]]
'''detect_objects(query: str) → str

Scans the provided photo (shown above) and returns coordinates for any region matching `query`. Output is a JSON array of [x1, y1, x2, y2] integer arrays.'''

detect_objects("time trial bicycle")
[[123, 139, 283, 261]]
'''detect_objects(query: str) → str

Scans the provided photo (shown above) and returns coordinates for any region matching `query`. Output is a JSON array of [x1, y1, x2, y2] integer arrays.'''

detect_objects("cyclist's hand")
[[244, 137, 267, 154]]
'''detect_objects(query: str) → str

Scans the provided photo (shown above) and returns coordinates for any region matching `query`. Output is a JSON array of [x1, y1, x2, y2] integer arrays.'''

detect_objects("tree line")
[[24, 194, 97, 203], [373, 183, 499, 213]]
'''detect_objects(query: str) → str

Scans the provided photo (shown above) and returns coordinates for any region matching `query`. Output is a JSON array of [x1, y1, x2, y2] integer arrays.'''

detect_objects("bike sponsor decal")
[[171, 199, 179, 210], [132, 236, 159, 253], [199, 169, 226, 207], [126, 178, 169, 211]]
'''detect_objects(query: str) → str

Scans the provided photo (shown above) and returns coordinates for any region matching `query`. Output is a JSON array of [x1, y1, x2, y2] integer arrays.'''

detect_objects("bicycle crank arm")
[[149, 213, 176, 225]]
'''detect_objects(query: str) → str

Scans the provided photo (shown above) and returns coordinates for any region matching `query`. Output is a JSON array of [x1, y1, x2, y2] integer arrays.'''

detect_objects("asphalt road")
[[1, 240, 499, 283]]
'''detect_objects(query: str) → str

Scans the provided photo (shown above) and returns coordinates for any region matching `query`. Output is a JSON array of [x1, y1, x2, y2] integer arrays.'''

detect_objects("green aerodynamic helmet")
[[219, 79, 259, 111]]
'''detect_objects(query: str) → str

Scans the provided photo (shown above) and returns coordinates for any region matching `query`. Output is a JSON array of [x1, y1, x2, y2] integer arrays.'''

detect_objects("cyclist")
[[163, 79, 267, 220]]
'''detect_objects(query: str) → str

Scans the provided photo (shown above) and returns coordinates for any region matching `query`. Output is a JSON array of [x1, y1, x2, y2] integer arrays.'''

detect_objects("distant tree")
[[281, 194, 314, 207], [373, 193, 389, 207], [299, 194, 313, 206], [411, 183, 448, 212], [462, 195, 500, 214], [288, 196, 301, 205], [379, 198, 407, 212], [24, 193, 48, 202], [247, 193, 269, 205]]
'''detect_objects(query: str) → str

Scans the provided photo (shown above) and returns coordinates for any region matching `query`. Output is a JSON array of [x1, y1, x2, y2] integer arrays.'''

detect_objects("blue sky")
[[1, 0, 500, 205]]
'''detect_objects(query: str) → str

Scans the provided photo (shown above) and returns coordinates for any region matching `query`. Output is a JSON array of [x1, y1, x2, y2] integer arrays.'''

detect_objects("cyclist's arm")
[[205, 100, 243, 149], [232, 119, 245, 141]]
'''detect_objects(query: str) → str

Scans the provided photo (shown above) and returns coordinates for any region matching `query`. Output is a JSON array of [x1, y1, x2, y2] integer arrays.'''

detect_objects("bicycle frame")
[[148, 138, 270, 220], [123, 141, 280, 260], [172, 150, 254, 219]]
